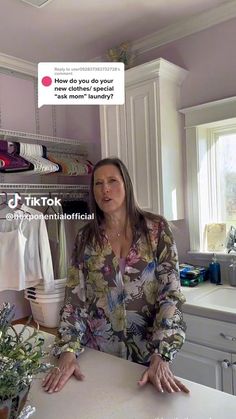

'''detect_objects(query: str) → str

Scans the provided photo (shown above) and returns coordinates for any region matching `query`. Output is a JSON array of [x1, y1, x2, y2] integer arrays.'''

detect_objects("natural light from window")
[[182, 98, 236, 256], [217, 134, 236, 230], [198, 128, 236, 252]]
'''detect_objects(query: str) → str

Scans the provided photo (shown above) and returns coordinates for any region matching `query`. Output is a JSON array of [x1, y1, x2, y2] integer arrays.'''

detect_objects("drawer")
[[184, 313, 236, 353]]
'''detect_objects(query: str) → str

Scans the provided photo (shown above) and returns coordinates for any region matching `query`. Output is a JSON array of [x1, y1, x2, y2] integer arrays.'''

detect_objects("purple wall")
[[0, 72, 68, 137], [136, 18, 236, 108], [65, 105, 101, 164]]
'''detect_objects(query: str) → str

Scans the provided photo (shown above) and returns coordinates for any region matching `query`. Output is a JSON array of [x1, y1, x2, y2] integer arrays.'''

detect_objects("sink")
[[196, 287, 236, 309]]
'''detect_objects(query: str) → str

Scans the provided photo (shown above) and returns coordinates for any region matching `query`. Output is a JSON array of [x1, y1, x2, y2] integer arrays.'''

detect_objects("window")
[[216, 131, 236, 226], [198, 126, 236, 251], [181, 97, 236, 255]]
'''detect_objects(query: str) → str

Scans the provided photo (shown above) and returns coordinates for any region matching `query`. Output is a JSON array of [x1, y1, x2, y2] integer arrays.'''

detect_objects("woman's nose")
[[102, 182, 110, 193]]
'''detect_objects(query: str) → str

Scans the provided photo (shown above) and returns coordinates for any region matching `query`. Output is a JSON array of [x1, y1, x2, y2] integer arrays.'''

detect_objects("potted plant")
[[0, 302, 52, 419], [106, 41, 136, 69]]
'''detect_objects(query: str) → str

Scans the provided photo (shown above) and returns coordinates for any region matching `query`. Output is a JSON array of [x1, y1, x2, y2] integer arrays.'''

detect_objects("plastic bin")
[[26, 296, 64, 328], [27, 285, 65, 293], [25, 290, 65, 299], [28, 278, 67, 292]]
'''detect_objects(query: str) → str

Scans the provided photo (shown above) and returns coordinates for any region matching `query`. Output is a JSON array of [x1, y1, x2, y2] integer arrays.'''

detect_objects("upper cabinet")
[[100, 58, 188, 220]]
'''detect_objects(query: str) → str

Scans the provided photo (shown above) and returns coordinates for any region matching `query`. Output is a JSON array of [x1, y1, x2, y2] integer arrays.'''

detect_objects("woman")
[[43, 157, 189, 394]]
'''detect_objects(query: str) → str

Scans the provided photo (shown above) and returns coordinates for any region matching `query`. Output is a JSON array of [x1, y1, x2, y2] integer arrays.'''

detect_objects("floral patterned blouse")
[[53, 216, 186, 364]]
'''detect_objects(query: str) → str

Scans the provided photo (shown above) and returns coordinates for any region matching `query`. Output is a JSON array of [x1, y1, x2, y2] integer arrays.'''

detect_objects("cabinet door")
[[171, 341, 233, 394], [99, 105, 128, 166], [232, 354, 236, 395], [125, 81, 161, 213]]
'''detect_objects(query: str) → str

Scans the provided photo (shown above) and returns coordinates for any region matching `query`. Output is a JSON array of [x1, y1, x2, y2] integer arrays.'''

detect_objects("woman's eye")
[[109, 179, 117, 183], [95, 181, 102, 186]]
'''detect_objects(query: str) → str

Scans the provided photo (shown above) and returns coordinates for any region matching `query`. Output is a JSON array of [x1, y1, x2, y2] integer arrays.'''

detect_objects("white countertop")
[[22, 328, 236, 419], [182, 281, 236, 322]]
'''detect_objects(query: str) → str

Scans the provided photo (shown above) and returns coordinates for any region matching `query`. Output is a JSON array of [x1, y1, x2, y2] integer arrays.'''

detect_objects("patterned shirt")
[[53, 216, 186, 364]]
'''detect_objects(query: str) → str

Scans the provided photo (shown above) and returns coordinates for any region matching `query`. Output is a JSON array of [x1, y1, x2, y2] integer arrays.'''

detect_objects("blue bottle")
[[209, 253, 221, 285]]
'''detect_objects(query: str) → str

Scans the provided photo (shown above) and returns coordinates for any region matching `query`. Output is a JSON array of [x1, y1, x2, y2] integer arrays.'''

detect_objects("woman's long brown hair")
[[77, 157, 161, 258]]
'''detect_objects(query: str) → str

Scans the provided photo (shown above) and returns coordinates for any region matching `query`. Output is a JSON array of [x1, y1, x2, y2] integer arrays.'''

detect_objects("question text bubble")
[[38, 62, 124, 108]]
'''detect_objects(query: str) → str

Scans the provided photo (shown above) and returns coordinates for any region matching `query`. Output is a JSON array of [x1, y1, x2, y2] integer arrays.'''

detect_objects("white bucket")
[[54, 278, 67, 285], [25, 290, 65, 300], [30, 278, 67, 292], [26, 289, 65, 298], [27, 296, 64, 328]]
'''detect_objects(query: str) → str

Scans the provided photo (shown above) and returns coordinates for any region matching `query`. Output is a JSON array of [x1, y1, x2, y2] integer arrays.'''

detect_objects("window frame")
[[180, 97, 236, 258]]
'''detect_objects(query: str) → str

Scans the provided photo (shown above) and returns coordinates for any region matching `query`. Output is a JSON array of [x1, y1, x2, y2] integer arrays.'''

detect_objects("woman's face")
[[93, 164, 126, 215]]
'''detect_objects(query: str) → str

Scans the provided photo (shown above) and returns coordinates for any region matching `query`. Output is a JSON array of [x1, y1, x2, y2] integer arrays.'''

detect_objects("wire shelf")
[[0, 183, 89, 191], [0, 128, 81, 145]]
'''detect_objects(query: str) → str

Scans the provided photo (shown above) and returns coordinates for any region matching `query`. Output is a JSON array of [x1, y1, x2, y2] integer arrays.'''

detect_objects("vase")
[[0, 386, 30, 419]]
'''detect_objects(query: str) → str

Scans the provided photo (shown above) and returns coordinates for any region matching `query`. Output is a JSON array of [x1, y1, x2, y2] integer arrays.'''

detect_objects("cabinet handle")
[[221, 359, 231, 368], [232, 362, 236, 371], [220, 332, 236, 341]]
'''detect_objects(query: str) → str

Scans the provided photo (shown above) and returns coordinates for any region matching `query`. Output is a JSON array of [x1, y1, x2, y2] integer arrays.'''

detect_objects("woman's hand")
[[42, 352, 85, 393], [138, 354, 190, 394]]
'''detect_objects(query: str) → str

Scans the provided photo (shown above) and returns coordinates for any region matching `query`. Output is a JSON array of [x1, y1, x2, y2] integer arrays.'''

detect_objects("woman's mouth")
[[102, 197, 112, 203]]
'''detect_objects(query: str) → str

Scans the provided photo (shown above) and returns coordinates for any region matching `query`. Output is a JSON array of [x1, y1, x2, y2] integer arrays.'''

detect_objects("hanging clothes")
[[0, 204, 54, 291], [0, 140, 32, 172], [47, 152, 93, 176], [42, 203, 68, 280], [16, 142, 60, 174], [0, 217, 26, 291]]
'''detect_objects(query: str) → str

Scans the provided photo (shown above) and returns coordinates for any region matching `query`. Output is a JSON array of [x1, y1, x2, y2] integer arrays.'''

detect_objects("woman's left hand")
[[138, 354, 190, 394]]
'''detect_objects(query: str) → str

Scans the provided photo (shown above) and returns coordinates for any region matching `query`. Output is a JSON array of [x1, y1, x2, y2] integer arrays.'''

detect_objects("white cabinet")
[[172, 313, 236, 395], [100, 58, 188, 221], [172, 341, 233, 394]]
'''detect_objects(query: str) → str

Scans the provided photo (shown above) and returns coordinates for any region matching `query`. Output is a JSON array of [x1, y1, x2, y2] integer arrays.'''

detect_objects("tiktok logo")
[[7, 193, 61, 208], [8, 193, 21, 209]]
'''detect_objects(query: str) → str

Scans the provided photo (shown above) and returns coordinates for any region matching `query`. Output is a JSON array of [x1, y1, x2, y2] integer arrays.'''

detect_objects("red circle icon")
[[42, 76, 52, 87]]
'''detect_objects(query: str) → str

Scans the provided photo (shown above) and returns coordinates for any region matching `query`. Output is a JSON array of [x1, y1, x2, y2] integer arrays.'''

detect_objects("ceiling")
[[0, 0, 232, 63]]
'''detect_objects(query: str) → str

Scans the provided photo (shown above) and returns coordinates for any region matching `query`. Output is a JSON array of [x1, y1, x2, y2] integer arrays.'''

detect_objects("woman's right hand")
[[42, 352, 85, 393]]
